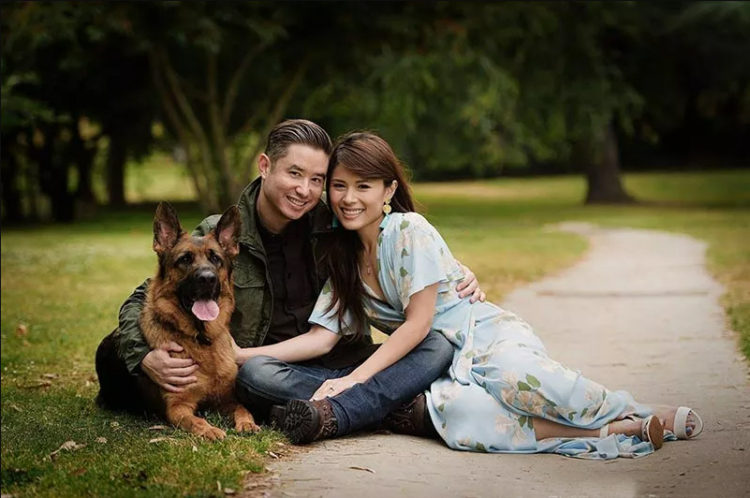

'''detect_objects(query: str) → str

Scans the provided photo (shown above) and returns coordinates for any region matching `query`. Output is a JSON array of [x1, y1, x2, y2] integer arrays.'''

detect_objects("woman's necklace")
[[361, 249, 376, 276]]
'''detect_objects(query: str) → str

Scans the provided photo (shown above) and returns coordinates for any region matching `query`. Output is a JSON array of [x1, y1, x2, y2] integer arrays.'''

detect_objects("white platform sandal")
[[599, 415, 664, 449], [672, 406, 704, 439]]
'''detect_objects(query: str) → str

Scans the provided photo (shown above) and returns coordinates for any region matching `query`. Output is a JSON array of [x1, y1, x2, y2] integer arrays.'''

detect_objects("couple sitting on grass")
[[96, 119, 702, 459]]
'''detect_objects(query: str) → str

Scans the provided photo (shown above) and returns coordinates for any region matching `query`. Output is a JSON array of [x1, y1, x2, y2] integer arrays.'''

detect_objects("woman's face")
[[328, 165, 396, 233]]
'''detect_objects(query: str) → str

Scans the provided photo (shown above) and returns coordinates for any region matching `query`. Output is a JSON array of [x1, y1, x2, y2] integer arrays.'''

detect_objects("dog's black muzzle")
[[178, 267, 221, 312]]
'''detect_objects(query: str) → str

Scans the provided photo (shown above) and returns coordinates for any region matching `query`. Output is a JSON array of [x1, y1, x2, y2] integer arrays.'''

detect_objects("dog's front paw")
[[196, 424, 227, 441], [236, 419, 261, 433]]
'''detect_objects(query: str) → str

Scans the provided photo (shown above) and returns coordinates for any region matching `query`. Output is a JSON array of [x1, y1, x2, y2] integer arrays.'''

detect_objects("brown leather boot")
[[382, 392, 439, 439], [282, 399, 338, 444]]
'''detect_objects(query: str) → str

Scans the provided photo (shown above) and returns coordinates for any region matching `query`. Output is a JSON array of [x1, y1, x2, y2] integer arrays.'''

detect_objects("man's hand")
[[141, 342, 199, 393], [456, 264, 486, 303], [310, 376, 360, 401]]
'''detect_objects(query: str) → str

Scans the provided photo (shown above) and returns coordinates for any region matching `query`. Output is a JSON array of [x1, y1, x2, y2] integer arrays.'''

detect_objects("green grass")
[[1, 207, 285, 497], [124, 152, 198, 203], [2, 168, 748, 496], [413, 170, 750, 358]]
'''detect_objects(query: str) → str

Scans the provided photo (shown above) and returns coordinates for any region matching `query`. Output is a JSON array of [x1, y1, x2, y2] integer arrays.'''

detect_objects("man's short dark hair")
[[265, 119, 332, 163]]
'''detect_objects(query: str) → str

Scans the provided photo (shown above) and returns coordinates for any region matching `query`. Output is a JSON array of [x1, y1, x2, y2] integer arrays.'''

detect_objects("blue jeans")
[[236, 331, 454, 436]]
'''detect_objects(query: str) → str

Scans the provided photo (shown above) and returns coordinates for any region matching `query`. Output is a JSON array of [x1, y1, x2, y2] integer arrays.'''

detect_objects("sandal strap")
[[674, 406, 703, 439], [674, 406, 690, 439]]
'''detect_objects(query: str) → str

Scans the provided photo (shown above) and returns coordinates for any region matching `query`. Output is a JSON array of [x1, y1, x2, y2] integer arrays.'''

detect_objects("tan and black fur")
[[141, 202, 258, 440]]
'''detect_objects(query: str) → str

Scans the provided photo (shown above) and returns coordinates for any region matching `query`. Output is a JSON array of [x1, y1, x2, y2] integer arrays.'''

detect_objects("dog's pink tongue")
[[191, 300, 220, 321]]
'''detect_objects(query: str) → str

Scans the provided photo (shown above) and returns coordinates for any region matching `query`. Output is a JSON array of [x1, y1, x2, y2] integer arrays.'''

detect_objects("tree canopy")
[[2, 2, 748, 221]]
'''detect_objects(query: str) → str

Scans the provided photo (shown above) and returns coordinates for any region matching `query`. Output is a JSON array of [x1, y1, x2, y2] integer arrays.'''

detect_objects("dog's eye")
[[208, 250, 222, 267], [177, 253, 193, 265]]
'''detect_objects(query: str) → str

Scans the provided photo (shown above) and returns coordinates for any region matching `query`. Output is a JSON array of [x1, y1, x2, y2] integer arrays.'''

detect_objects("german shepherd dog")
[[140, 202, 259, 439]]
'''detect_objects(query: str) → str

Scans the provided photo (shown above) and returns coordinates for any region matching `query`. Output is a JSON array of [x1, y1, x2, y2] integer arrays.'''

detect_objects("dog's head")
[[152, 202, 241, 323]]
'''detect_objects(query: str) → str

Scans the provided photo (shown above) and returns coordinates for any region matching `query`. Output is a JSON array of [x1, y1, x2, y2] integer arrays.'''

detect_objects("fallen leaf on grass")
[[22, 381, 52, 389], [110, 421, 120, 429], [147, 425, 168, 431], [42, 373, 59, 379], [49, 440, 86, 460], [148, 437, 175, 444], [223, 489, 236, 495], [9, 403, 23, 412], [192, 445, 198, 452], [349, 466, 375, 473], [267, 451, 279, 459], [16, 323, 28, 336], [71, 468, 87, 477], [96, 437, 107, 444]]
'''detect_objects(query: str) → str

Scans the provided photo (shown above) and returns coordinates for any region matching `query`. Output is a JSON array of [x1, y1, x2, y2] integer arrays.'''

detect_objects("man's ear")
[[258, 154, 272, 179], [153, 202, 183, 254], [214, 205, 241, 259]]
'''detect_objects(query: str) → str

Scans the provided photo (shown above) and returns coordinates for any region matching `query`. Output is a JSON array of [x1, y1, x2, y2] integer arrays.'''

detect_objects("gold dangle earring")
[[383, 198, 392, 215]]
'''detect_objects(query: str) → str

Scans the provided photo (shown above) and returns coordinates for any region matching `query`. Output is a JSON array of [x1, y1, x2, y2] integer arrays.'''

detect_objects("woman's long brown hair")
[[325, 132, 416, 339]]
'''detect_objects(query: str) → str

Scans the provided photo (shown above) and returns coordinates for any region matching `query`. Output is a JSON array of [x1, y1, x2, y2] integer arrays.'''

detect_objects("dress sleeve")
[[393, 214, 464, 309], [308, 279, 369, 337]]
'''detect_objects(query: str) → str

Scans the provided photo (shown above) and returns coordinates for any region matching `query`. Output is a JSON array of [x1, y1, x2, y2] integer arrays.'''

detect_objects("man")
[[95, 119, 484, 443]]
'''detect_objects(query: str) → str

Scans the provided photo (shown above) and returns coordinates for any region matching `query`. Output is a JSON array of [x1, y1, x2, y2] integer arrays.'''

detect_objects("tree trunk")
[[73, 132, 97, 203], [35, 128, 76, 222], [584, 122, 634, 204], [107, 134, 127, 206], [0, 142, 24, 222]]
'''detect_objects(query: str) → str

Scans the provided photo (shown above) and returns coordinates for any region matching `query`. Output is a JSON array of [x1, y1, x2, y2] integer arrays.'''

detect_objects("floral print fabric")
[[309, 212, 657, 459]]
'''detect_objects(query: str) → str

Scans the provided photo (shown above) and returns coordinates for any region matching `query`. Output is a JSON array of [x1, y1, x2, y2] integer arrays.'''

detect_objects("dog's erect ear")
[[214, 205, 241, 259], [153, 202, 183, 254]]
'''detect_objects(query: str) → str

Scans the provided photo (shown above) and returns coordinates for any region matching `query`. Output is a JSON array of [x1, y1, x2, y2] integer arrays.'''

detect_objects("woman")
[[280, 131, 703, 459]]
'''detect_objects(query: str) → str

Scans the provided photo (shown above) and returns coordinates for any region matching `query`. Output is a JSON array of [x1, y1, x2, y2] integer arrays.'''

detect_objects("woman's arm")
[[311, 283, 439, 400], [233, 325, 341, 366]]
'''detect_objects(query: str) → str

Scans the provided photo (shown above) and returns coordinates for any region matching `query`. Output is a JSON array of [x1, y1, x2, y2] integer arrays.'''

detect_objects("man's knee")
[[94, 330, 154, 413], [95, 331, 125, 402]]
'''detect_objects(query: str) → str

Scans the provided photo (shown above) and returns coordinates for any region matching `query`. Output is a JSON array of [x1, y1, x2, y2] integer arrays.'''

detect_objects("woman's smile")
[[340, 207, 365, 218]]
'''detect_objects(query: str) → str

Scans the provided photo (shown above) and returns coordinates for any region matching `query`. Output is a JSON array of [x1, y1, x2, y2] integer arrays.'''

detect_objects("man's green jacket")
[[113, 178, 376, 375]]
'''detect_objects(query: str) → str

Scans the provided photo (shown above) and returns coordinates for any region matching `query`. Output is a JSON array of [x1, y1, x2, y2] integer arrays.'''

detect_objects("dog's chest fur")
[[141, 290, 239, 405]]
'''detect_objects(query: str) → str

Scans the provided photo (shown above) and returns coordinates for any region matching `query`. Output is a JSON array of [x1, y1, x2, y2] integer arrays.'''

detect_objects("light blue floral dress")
[[309, 212, 660, 459]]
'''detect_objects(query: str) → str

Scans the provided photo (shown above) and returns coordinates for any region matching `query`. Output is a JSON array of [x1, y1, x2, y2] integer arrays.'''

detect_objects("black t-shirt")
[[258, 218, 317, 345]]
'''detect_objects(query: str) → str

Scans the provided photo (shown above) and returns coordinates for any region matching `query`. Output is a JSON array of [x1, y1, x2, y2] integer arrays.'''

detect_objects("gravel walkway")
[[266, 223, 750, 498]]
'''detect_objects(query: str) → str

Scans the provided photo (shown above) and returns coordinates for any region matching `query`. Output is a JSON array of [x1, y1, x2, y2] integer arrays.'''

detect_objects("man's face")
[[257, 144, 328, 233]]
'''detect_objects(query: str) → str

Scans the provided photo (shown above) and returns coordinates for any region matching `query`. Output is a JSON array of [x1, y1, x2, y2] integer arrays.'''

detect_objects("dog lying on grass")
[[139, 202, 259, 440]]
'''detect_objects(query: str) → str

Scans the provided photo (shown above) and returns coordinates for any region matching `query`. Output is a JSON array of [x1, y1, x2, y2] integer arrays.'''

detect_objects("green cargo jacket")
[[113, 177, 377, 375]]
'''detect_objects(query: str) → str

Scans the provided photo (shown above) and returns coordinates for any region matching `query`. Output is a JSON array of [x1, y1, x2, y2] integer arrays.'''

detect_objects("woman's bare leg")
[[534, 417, 642, 441]]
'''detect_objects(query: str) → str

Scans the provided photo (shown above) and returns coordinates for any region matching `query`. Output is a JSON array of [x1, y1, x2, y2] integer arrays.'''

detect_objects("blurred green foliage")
[[1, 2, 749, 220]]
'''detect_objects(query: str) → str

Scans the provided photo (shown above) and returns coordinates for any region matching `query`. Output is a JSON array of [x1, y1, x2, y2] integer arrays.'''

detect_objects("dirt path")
[[266, 224, 750, 497]]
